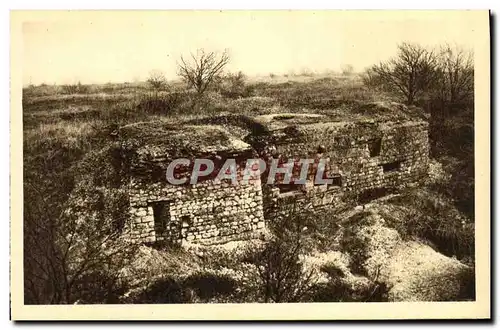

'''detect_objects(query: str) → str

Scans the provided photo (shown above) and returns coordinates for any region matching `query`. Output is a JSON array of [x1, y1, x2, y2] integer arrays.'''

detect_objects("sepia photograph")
[[10, 9, 490, 320]]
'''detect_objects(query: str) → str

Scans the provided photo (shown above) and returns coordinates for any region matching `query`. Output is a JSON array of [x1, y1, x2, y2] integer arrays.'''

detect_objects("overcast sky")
[[22, 10, 480, 85]]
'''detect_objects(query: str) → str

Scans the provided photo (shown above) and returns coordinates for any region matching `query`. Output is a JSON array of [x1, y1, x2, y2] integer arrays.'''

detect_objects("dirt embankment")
[[308, 207, 474, 302]]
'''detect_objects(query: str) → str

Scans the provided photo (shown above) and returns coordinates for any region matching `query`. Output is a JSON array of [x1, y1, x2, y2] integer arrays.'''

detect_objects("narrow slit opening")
[[382, 161, 402, 173]]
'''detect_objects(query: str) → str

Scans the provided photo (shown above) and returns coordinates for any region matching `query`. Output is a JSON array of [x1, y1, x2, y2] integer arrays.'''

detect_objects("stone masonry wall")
[[125, 118, 429, 246], [128, 171, 265, 245], [250, 120, 430, 220]]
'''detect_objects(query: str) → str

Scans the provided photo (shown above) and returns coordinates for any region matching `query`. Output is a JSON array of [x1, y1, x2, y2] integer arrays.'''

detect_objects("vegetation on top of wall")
[[118, 121, 250, 157]]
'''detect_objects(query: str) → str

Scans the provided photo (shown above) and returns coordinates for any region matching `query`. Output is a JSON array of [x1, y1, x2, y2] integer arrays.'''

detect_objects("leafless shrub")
[[24, 185, 138, 304], [177, 49, 230, 95], [242, 203, 321, 303], [363, 42, 439, 104], [24, 148, 140, 304], [243, 231, 317, 303], [146, 70, 167, 91]]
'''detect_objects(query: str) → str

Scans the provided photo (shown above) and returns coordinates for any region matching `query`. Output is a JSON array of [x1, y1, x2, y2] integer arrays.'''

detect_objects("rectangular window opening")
[[382, 161, 402, 173], [330, 175, 342, 187], [180, 215, 192, 226], [151, 201, 170, 236], [278, 184, 302, 193], [368, 138, 382, 157], [277, 183, 304, 198]]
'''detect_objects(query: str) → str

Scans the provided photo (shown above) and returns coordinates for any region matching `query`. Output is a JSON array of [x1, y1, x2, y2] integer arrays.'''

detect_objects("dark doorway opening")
[[368, 138, 382, 157], [151, 201, 170, 237]]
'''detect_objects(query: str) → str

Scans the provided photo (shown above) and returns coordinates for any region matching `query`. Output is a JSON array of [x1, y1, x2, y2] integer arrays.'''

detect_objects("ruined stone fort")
[[119, 102, 430, 245]]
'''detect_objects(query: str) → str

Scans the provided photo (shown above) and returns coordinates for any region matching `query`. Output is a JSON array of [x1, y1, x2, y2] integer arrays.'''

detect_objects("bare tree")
[[146, 70, 167, 91], [363, 42, 438, 104], [177, 49, 230, 95], [246, 203, 319, 303], [434, 45, 474, 105]]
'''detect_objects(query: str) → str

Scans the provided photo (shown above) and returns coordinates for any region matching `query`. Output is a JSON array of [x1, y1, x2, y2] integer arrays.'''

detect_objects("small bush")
[[146, 70, 167, 91], [217, 71, 254, 98], [243, 204, 323, 303], [246, 237, 318, 303]]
